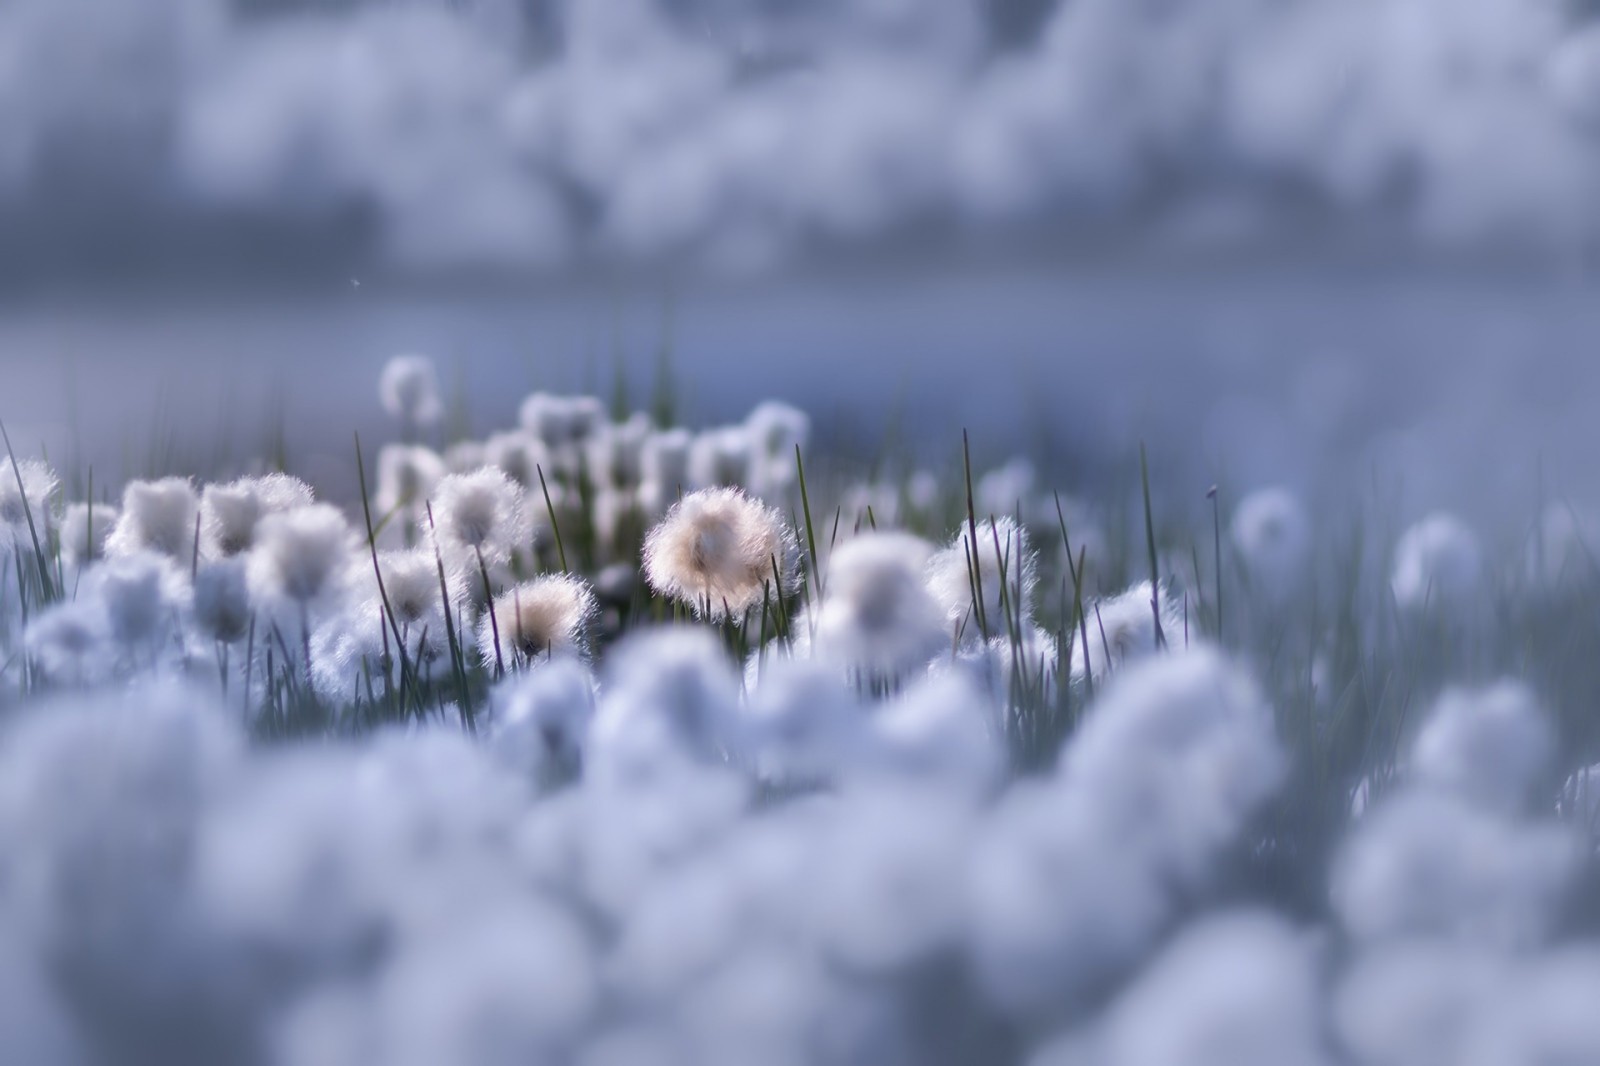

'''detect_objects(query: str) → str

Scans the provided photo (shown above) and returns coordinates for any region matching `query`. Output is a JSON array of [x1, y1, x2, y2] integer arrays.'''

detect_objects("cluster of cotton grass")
[[3, 354, 1600, 1063]]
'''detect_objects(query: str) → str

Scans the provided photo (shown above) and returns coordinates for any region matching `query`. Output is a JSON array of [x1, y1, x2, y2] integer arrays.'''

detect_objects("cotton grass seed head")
[[584, 414, 652, 492], [201, 474, 314, 558], [376, 444, 448, 516], [925, 515, 1038, 638], [483, 430, 549, 489], [1391, 512, 1485, 612], [487, 659, 596, 790], [1412, 682, 1555, 814], [107, 477, 199, 561], [362, 548, 444, 628], [1070, 580, 1187, 684], [689, 427, 754, 489], [89, 551, 190, 649], [1230, 487, 1312, 599], [808, 532, 944, 677], [478, 575, 598, 670], [641, 428, 693, 491], [430, 467, 530, 566], [519, 392, 605, 449], [26, 600, 109, 685], [0, 457, 57, 552], [193, 560, 253, 644], [642, 486, 799, 621], [744, 401, 810, 460], [379, 353, 443, 427], [249, 504, 353, 606]]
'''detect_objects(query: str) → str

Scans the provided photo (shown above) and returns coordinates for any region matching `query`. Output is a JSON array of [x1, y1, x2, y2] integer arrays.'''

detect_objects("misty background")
[[2, 0, 1598, 531]]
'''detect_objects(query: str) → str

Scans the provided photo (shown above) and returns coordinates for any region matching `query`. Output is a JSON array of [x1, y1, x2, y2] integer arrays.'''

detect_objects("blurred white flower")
[[688, 427, 753, 490], [640, 429, 693, 507], [806, 531, 944, 678], [376, 444, 448, 532], [482, 430, 549, 490], [1411, 682, 1554, 814], [86, 551, 190, 652], [193, 560, 253, 645], [429, 467, 530, 568], [486, 659, 595, 790], [1064, 645, 1286, 886], [379, 353, 444, 427], [107, 477, 198, 561], [249, 504, 352, 608], [201, 473, 314, 559], [361, 548, 445, 631], [519, 393, 605, 450], [1064, 911, 1330, 1066], [1460, 950, 1600, 1066], [1391, 512, 1485, 611], [865, 670, 1005, 791], [1069, 580, 1185, 684], [589, 627, 744, 780], [740, 657, 868, 784], [1334, 942, 1505, 1066], [1230, 487, 1311, 600], [1332, 790, 1577, 949], [642, 487, 799, 622], [0, 457, 58, 555], [587, 414, 652, 491], [745, 401, 810, 461], [25, 601, 110, 685], [744, 402, 809, 498]]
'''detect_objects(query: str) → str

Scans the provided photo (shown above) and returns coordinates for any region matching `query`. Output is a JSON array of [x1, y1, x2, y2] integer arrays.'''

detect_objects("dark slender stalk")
[[536, 463, 569, 573], [1208, 484, 1224, 642], [962, 430, 989, 639], [1139, 442, 1166, 649]]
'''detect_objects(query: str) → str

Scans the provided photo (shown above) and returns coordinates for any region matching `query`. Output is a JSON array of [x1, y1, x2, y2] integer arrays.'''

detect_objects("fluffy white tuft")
[[641, 487, 799, 622], [107, 478, 199, 561], [1391, 512, 1485, 612], [378, 353, 444, 426], [477, 574, 599, 671], [805, 532, 945, 678]]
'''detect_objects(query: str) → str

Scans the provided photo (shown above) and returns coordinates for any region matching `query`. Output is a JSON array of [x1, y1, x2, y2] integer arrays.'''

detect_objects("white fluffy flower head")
[[1230, 487, 1311, 598], [478, 574, 598, 670], [202, 473, 314, 558], [688, 427, 754, 489], [641, 487, 800, 621], [1070, 580, 1186, 684], [518, 392, 605, 449], [1412, 682, 1555, 813], [925, 515, 1038, 638], [1391, 512, 1485, 611], [744, 401, 810, 460], [363, 548, 445, 629], [0, 458, 58, 552], [379, 353, 443, 426], [375, 444, 448, 526], [808, 532, 944, 677], [107, 477, 198, 561], [249, 504, 352, 606], [429, 467, 530, 566], [193, 560, 253, 644]]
